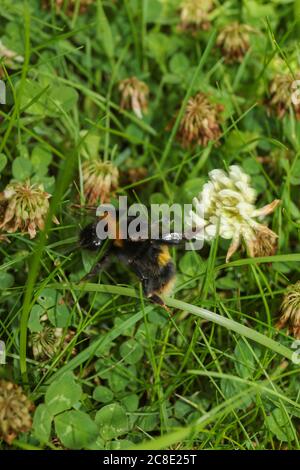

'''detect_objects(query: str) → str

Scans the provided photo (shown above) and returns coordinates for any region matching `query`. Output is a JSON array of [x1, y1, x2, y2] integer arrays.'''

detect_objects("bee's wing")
[[128, 216, 184, 244], [159, 232, 183, 245]]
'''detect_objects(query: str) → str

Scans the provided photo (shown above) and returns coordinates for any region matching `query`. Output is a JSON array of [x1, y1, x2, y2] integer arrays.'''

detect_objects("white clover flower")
[[189, 165, 280, 261]]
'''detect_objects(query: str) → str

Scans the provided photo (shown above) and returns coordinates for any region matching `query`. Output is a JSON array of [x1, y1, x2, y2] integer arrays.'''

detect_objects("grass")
[[0, 0, 300, 451]]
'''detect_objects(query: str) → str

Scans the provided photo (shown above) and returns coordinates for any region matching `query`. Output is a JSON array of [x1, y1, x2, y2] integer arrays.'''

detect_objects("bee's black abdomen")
[[80, 221, 177, 306], [142, 259, 175, 297], [80, 223, 102, 250], [160, 261, 176, 286]]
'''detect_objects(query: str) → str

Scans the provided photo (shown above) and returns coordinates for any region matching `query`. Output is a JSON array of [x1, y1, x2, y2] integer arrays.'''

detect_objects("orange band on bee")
[[157, 245, 171, 266]]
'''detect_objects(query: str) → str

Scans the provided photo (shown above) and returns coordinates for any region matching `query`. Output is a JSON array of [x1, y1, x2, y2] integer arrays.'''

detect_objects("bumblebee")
[[79, 213, 184, 307]]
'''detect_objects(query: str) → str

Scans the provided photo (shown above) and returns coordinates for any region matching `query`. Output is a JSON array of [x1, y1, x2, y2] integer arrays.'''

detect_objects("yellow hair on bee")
[[157, 244, 171, 266], [157, 275, 176, 296]]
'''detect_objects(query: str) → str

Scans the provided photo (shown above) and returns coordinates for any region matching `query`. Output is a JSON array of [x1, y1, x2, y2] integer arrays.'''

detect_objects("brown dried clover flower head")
[[119, 77, 149, 119], [177, 92, 224, 148], [216, 22, 255, 63], [31, 324, 75, 361], [179, 0, 214, 32], [42, 0, 94, 15], [82, 159, 119, 205], [268, 72, 300, 120], [0, 379, 34, 444], [277, 281, 300, 339], [0, 180, 53, 239], [31, 326, 60, 361], [0, 200, 9, 242], [248, 224, 278, 259]]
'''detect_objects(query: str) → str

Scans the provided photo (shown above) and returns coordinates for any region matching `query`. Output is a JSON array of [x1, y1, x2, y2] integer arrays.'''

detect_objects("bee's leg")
[[80, 253, 112, 282], [142, 279, 171, 313], [148, 293, 164, 306], [149, 294, 172, 314]]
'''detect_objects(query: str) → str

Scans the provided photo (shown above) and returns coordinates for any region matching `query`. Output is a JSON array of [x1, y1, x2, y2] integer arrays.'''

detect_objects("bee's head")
[[80, 223, 103, 250]]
